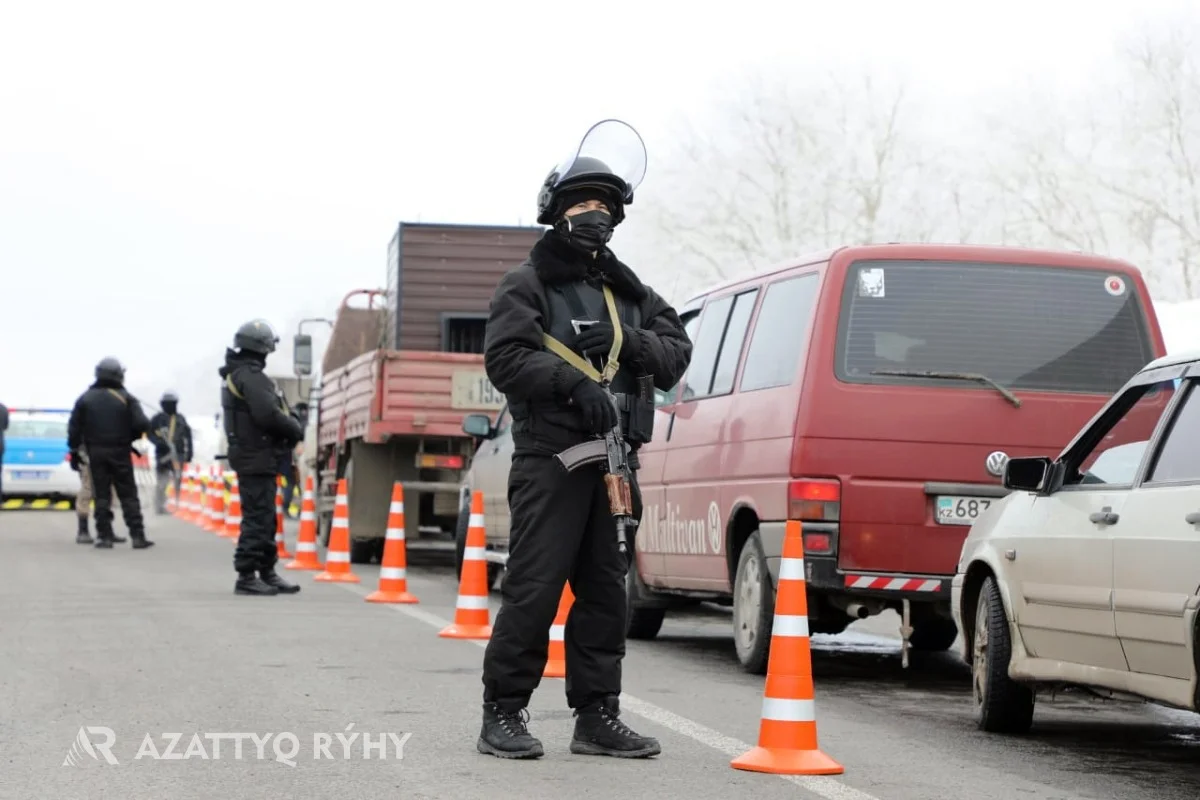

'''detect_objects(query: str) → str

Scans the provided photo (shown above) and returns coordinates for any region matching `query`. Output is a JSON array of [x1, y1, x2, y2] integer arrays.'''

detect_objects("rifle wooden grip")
[[604, 474, 634, 516]]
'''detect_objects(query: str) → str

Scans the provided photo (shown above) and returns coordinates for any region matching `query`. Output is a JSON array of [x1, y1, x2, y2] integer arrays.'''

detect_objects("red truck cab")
[[630, 243, 1167, 672]]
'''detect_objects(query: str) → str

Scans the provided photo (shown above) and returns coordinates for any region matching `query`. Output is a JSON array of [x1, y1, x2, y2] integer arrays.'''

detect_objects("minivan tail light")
[[788, 478, 840, 522]]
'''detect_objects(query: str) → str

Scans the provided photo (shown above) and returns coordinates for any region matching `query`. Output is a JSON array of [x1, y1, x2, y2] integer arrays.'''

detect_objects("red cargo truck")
[[304, 222, 542, 563]]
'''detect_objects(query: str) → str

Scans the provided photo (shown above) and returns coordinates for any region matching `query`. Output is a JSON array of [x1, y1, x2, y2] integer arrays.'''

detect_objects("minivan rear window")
[[835, 260, 1156, 395]]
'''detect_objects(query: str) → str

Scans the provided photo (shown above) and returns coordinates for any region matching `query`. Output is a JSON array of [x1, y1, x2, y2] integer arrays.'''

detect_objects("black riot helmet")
[[233, 319, 279, 355], [95, 357, 125, 384], [536, 119, 648, 227]]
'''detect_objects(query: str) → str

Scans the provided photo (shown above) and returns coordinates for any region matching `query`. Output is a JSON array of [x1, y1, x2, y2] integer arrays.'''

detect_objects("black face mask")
[[561, 210, 613, 252]]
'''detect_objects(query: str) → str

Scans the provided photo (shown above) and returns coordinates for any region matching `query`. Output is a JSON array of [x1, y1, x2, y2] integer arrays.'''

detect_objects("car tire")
[[626, 563, 666, 640], [733, 531, 775, 675], [911, 616, 959, 651], [974, 576, 1035, 734]]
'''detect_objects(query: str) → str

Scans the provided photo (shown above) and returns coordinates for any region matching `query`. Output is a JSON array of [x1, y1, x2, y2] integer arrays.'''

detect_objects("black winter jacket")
[[219, 349, 304, 475], [483, 231, 693, 457], [148, 412, 194, 464], [67, 378, 150, 452]]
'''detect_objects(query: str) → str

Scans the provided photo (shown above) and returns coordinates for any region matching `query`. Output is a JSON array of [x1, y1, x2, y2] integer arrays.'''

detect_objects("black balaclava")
[[162, 400, 178, 415], [552, 187, 619, 254]]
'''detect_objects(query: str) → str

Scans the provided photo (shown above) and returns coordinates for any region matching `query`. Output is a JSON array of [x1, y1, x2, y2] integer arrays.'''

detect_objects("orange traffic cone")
[[175, 466, 192, 522], [211, 469, 226, 532], [314, 478, 359, 583], [285, 475, 323, 571], [221, 475, 242, 540], [275, 478, 293, 559], [366, 483, 419, 604], [543, 582, 574, 678], [731, 520, 843, 776], [439, 491, 492, 639], [198, 471, 214, 530], [203, 468, 222, 532]]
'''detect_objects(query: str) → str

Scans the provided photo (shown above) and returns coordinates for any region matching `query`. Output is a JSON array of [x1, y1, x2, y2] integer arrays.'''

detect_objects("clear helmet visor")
[[549, 119, 647, 197]]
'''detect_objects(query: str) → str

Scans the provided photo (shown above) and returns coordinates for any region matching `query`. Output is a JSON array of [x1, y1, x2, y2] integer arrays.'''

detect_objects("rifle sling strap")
[[542, 284, 622, 384]]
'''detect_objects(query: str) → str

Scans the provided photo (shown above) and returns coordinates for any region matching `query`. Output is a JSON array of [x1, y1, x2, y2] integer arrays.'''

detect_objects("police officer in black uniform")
[[477, 122, 692, 759], [67, 357, 154, 549], [220, 320, 305, 596], [148, 391, 194, 514]]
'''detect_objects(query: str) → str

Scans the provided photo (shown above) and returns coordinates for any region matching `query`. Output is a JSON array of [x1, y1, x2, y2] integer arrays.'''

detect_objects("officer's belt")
[[541, 283, 623, 385]]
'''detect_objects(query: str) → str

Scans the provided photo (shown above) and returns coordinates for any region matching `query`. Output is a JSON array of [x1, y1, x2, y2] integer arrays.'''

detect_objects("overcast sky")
[[1, 0, 1194, 414]]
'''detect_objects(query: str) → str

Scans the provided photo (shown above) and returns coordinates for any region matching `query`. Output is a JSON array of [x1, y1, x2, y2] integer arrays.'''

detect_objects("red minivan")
[[628, 243, 1167, 673]]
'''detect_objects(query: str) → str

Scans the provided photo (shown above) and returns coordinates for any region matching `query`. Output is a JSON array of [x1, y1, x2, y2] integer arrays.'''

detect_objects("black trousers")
[[481, 455, 638, 711], [234, 472, 278, 574], [88, 446, 144, 540]]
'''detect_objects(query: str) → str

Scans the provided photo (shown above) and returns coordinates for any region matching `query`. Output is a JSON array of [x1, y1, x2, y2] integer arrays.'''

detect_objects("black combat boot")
[[131, 534, 155, 549], [477, 703, 544, 759], [76, 517, 93, 545], [94, 536, 114, 549], [570, 697, 661, 758], [235, 572, 279, 596], [260, 570, 300, 594], [111, 534, 127, 544]]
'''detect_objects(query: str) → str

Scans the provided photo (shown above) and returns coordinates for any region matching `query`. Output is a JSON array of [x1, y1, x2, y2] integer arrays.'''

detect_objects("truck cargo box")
[[385, 222, 544, 353]]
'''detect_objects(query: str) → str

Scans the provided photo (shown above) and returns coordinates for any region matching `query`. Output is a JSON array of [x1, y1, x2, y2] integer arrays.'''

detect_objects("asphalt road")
[[4, 510, 1200, 800]]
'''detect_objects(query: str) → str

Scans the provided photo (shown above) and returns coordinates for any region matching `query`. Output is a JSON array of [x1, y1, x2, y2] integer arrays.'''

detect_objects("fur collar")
[[529, 231, 648, 302]]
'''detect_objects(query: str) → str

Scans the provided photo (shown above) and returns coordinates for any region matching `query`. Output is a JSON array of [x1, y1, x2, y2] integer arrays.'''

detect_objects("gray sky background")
[[2, 0, 1196, 428]]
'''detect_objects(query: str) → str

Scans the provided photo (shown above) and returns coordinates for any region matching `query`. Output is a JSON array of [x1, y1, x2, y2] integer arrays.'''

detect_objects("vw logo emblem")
[[985, 451, 1009, 478]]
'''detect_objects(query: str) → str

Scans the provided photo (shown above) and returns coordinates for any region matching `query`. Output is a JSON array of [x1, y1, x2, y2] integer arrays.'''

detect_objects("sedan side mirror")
[[1003, 456, 1052, 493], [462, 413, 494, 439]]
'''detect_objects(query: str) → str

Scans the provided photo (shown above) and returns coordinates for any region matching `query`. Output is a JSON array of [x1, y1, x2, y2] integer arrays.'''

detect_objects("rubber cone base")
[[543, 660, 565, 679], [278, 548, 294, 559], [439, 623, 492, 640], [314, 571, 361, 583], [284, 560, 323, 571], [366, 590, 419, 604], [730, 746, 844, 776]]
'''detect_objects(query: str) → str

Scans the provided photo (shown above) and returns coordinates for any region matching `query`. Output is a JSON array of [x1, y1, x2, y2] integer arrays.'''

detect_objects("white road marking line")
[[333, 581, 883, 800]]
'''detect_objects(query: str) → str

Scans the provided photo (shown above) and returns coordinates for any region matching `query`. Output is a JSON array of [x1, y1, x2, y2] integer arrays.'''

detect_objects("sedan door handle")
[[1186, 512, 1200, 525], [1089, 507, 1119, 526]]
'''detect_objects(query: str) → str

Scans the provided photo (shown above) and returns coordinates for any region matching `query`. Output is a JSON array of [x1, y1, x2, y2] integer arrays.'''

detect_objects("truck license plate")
[[451, 370, 505, 410], [935, 496, 992, 525]]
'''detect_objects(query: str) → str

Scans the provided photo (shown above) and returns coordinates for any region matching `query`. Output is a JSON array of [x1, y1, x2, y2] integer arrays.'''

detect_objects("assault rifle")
[[554, 376, 653, 562]]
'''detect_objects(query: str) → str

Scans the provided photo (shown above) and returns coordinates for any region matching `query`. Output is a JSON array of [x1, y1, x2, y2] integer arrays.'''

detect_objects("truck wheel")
[[454, 503, 469, 581], [974, 576, 1035, 733], [626, 563, 666, 640], [732, 531, 775, 675], [349, 538, 377, 565], [911, 616, 959, 651]]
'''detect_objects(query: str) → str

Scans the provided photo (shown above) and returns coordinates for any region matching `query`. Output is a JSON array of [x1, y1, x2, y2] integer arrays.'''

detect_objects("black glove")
[[570, 380, 618, 435], [69, 451, 81, 472], [573, 322, 640, 362]]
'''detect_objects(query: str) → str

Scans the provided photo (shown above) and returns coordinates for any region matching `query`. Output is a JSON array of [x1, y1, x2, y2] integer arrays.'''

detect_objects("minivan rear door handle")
[[1089, 507, 1119, 526], [1186, 511, 1200, 525]]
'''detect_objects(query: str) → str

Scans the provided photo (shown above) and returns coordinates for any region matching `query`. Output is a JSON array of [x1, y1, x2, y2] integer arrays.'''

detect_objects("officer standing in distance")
[[67, 358, 154, 549], [220, 320, 305, 596], [148, 391, 194, 515], [477, 121, 692, 760]]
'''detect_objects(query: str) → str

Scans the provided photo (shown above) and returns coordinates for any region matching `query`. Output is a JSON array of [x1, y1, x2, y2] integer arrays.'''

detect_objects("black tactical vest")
[[544, 280, 643, 395]]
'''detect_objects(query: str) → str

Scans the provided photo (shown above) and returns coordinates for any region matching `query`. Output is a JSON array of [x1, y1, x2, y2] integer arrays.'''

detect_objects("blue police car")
[[1, 409, 80, 499]]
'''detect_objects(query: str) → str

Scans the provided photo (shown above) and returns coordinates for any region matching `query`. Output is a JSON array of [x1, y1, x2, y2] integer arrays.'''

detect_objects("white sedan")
[[952, 350, 1200, 733]]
